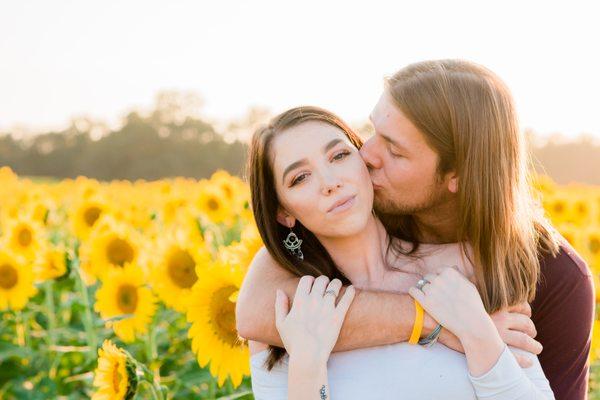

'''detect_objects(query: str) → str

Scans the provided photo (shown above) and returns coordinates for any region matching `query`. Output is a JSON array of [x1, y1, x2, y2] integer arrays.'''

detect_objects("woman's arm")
[[274, 275, 355, 399], [409, 267, 554, 399], [288, 357, 329, 400]]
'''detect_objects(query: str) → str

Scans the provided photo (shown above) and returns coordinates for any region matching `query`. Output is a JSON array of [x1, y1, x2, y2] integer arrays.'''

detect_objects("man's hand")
[[491, 302, 542, 368]]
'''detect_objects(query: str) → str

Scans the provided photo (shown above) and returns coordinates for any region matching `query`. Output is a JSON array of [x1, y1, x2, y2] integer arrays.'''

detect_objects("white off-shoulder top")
[[250, 342, 554, 399]]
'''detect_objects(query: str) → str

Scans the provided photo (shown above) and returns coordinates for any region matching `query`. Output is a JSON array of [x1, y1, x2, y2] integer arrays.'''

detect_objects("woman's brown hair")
[[246, 106, 364, 370], [383, 59, 559, 313]]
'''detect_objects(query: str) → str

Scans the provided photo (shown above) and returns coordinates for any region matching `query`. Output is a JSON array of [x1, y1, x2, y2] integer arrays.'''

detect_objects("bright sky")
[[1, 0, 599, 139]]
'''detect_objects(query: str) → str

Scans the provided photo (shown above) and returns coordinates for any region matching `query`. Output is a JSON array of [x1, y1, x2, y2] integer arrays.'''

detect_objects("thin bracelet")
[[418, 324, 443, 347], [409, 299, 424, 344]]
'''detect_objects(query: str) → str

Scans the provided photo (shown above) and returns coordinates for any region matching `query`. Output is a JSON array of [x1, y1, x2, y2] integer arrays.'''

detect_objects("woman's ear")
[[276, 208, 296, 228]]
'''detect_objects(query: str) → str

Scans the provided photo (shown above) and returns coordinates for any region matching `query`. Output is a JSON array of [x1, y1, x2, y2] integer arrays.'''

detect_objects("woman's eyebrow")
[[281, 138, 345, 183]]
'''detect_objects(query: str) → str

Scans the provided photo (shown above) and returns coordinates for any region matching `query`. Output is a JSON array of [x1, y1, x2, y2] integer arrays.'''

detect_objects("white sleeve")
[[250, 352, 289, 400], [468, 345, 555, 399]]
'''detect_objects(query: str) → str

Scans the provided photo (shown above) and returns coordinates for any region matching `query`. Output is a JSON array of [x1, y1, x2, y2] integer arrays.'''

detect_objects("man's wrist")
[[421, 312, 438, 337]]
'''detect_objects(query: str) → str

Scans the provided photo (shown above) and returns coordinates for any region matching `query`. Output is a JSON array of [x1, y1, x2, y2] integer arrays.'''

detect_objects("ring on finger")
[[416, 278, 430, 291]]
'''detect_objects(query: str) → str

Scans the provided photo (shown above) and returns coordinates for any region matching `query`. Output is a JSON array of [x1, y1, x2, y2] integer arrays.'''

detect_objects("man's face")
[[360, 91, 451, 215]]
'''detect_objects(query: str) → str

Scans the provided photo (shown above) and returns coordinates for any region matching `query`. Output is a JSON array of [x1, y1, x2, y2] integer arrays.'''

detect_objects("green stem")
[[73, 257, 98, 358], [15, 311, 26, 347], [44, 280, 57, 348], [208, 378, 216, 398], [137, 380, 161, 400]]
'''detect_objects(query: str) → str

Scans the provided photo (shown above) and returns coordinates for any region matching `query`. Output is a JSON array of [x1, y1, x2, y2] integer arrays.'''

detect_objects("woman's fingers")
[[323, 279, 342, 306], [408, 286, 426, 305], [310, 275, 330, 298], [334, 285, 355, 318], [420, 273, 437, 295], [295, 275, 315, 300], [274, 289, 289, 330]]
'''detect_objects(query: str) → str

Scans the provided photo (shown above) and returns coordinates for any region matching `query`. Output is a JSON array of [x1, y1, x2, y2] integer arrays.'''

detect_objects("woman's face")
[[271, 121, 374, 238]]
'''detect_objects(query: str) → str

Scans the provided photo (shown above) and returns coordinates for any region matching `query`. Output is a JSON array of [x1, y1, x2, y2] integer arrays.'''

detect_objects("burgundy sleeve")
[[531, 241, 595, 400]]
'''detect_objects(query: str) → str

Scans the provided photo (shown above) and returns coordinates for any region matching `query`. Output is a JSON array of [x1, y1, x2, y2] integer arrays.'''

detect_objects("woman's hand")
[[275, 275, 355, 365], [275, 275, 355, 363], [408, 266, 506, 377], [408, 266, 491, 340]]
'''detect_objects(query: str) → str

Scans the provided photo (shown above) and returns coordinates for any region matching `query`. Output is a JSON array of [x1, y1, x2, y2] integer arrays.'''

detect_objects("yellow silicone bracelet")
[[409, 299, 424, 345]]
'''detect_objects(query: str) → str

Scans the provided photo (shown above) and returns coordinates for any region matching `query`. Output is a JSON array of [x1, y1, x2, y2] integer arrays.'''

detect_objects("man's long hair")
[[384, 59, 559, 313]]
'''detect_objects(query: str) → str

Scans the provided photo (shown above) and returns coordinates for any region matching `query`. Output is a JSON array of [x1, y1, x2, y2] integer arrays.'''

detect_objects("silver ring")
[[416, 278, 430, 291], [324, 289, 337, 297]]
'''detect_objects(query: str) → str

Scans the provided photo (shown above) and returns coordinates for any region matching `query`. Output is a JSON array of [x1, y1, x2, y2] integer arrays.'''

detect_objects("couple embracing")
[[236, 59, 594, 399]]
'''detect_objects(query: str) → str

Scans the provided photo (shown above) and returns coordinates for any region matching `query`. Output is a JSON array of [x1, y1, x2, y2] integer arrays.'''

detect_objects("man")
[[236, 60, 594, 399]]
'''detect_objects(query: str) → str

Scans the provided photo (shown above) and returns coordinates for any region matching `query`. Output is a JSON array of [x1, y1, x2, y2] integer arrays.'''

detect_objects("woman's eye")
[[333, 150, 350, 161], [291, 173, 308, 186]]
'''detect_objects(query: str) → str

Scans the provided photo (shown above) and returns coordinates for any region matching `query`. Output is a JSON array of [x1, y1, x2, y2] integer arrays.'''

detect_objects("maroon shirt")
[[531, 240, 595, 399]]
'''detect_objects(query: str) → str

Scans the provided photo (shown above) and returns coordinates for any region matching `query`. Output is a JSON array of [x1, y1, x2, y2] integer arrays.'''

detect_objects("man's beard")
[[373, 185, 446, 216]]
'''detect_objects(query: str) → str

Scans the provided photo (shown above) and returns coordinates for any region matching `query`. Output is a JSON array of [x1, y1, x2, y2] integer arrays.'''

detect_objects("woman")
[[246, 65, 555, 398]]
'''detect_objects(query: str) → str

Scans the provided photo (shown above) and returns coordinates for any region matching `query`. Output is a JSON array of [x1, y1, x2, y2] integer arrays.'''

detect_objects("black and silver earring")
[[283, 228, 304, 261]]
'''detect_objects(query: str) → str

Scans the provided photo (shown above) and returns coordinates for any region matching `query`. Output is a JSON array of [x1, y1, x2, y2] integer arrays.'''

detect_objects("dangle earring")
[[283, 227, 304, 261]]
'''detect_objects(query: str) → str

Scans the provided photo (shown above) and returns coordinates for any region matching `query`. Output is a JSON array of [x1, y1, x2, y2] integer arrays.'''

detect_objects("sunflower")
[[92, 340, 138, 400], [586, 229, 600, 265], [0, 250, 37, 311], [94, 263, 157, 343], [186, 261, 250, 388], [195, 181, 232, 225], [70, 197, 110, 240], [149, 230, 211, 312], [543, 193, 571, 225], [34, 245, 67, 282], [1, 216, 47, 261], [218, 224, 263, 273], [81, 216, 145, 282]]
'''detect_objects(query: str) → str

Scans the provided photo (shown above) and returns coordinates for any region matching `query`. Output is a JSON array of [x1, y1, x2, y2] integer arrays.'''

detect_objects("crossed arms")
[[236, 247, 540, 358]]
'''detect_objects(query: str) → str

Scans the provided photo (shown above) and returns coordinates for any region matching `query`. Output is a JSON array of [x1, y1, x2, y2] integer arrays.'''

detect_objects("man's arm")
[[531, 243, 595, 400], [235, 247, 434, 352], [235, 247, 541, 358]]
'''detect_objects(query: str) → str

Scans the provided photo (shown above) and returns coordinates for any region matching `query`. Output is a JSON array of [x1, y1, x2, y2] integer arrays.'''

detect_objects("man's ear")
[[447, 172, 458, 193], [276, 207, 296, 228]]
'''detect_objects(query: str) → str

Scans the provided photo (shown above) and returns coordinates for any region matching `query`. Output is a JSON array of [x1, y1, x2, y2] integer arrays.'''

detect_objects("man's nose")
[[360, 138, 382, 170]]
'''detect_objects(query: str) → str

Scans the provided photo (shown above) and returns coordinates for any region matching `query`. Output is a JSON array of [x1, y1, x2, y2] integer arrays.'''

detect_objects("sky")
[[1, 0, 599, 139]]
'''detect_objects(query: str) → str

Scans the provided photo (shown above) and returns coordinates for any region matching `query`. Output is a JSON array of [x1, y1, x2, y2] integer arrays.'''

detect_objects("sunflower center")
[[0, 263, 18, 289], [167, 249, 198, 289], [106, 238, 134, 267], [207, 198, 219, 211], [17, 227, 33, 247], [84, 206, 102, 227], [112, 361, 123, 393], [590, 238, 600, 254], [117, 284, 139, 314], [210, 285, 239, 346]]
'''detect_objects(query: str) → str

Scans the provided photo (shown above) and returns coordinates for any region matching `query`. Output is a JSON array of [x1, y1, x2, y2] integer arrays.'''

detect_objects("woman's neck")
[[316, 215, 391, 289]]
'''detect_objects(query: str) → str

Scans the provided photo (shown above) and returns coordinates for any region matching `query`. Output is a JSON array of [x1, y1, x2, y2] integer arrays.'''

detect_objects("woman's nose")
[[321, 174, 343, 195]]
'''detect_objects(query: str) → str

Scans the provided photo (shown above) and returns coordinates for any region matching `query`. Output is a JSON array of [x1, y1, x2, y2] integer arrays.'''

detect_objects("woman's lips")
[[327, 195, 356, 214]]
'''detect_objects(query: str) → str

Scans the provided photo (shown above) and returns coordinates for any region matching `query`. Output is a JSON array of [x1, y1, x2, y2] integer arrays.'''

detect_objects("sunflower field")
[[0, 166, 599, 399]]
